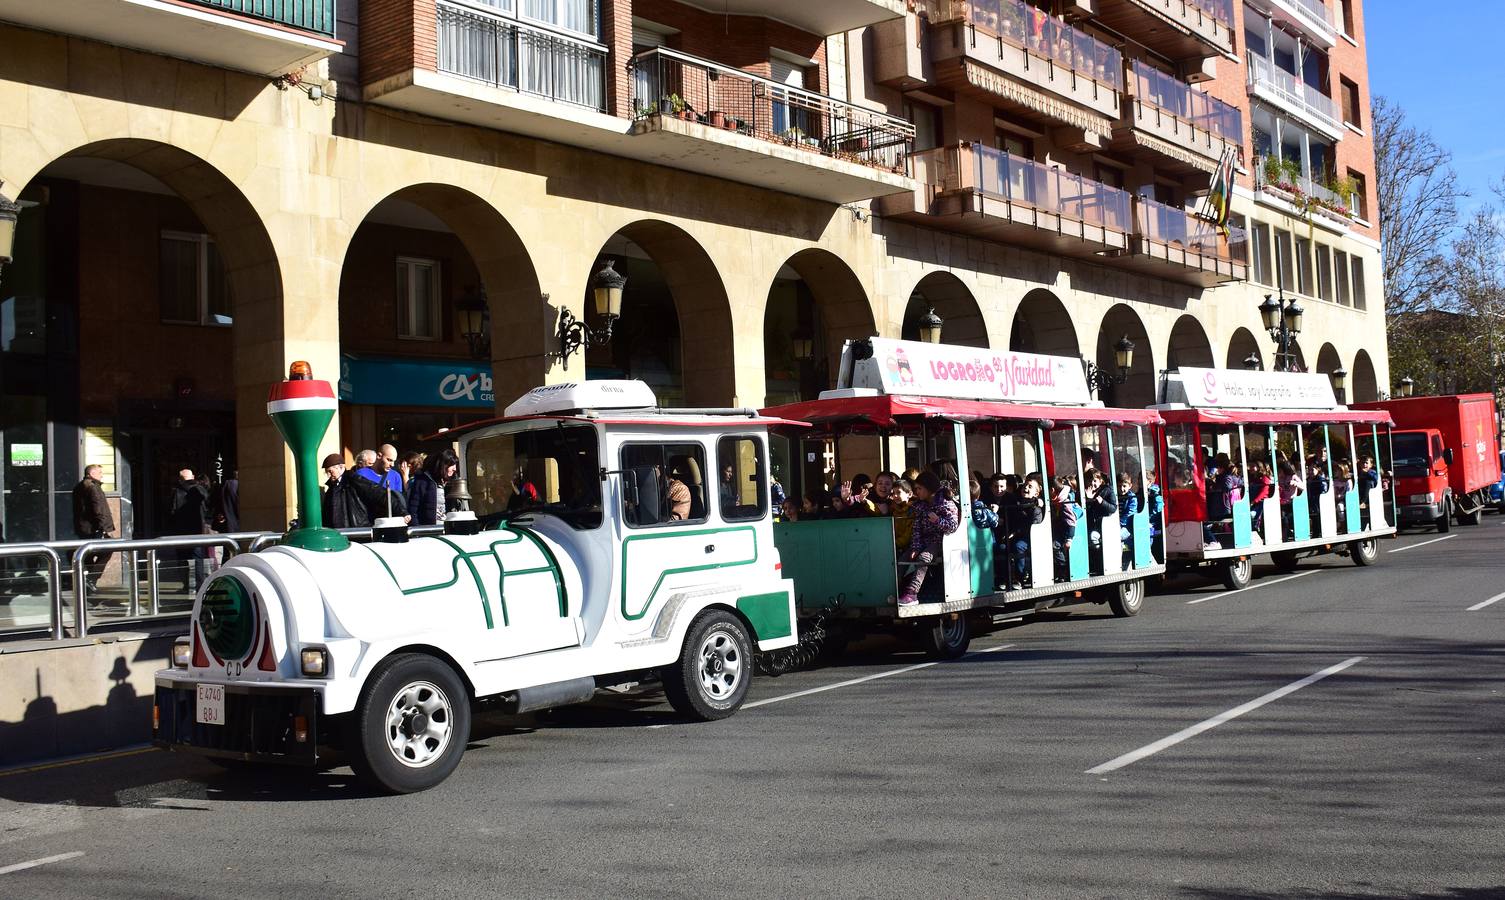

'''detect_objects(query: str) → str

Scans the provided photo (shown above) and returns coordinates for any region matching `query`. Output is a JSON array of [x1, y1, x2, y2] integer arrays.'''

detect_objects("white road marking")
[[648, 642, 1016, 728], [1085, 656, 1365, 776], [0, 851, 84, 876], [1387, 534, 1456, 553], [1467, 591, 1505, 612], [1185, 570, 1316, 605]]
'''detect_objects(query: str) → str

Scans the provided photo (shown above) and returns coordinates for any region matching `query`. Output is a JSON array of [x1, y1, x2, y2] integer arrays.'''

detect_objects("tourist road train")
[[156, 339, 1482, 793]]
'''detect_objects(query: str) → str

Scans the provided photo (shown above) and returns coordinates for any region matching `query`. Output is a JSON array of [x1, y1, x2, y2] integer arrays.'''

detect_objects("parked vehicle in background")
[[1488, 450, 1505, 514], [1355, 394, 1501, 532]]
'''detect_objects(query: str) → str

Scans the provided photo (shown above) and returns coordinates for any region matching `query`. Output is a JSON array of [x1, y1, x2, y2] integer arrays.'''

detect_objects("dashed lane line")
[[1387, 534, 1456, 553], [1466, 591, 1505, 612], [0, 852, 84, 876], [1085, 656, 1365, 776], [1185, 570, 1317, 605]]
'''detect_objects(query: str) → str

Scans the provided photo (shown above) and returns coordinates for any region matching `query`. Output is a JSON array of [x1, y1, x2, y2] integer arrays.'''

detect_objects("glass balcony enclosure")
[[1134, 194, 1248, 265], [914, 144, 1132, 231], [922, 0, 1123, 91], [1243, 6, 1338, 134], [436, 0, 607, 111], [1130, 60, 1241, 142]]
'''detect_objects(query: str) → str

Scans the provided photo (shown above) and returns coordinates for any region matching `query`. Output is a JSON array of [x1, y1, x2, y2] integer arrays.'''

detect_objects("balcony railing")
[[917, 144, 1132, 231], [1271, 0, 1338, 35], [187, 0, 336, 36], [1254, 155, 1352, 219], [922, 0, 1123, 91], [1187, 0, 1235, 27], [437, 1, 607, 111], [1246, 53, 1337, 130], [1134, 195, 1248, 264], [1131, 60, 1242, 143], [629, 48, 915, 173]]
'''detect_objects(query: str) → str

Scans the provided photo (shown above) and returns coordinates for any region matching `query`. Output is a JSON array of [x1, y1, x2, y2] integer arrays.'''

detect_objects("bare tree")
[[1373, 95, 1465, 316]]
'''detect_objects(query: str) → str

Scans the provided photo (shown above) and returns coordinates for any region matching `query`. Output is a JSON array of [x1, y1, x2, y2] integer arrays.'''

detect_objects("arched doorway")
[[1094, 304, 1154, 407], [1010, 289, 1078, 356], [1352, 350, 1379, 403], [1315, 343, 1343, 401], [902, 272, 987, 348], [339, 184, 540, 467], [1227, 327, 1264, 371], [1167, 315, 1214, 371], [0, 139, 280, 544]]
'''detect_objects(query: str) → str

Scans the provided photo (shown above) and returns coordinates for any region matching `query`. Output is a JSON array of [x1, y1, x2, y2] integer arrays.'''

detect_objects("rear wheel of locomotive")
[[1108, 579, 1145, 617], [1221, 557, 1253, 591], [662, 609, 753, 721], [1348, 537, 1379, 566], [348, 653, 471, 795], [919, 612, 971, 660]]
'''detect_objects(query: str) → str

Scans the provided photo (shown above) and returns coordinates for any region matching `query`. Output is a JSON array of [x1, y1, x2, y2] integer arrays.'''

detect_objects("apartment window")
[[1295, 237, 1313, 296], [1315, 245, 1334, 302], [1351, 255, 1367, 310], [1339, 0, 1355, 36], [1274, 229, 1295, 292], [1347, 169, 1369, 220], [1334, 250, 1352, 305], [1252, 222, 1273, 286], [1340, 78, 1361, 128], [770, 54, 814, 136], [1094, 163, 1125, 190], [520, 0, 598, 38], [905, 100, 941, 152], [397, 256, 442, 341], [1243, 7, 1268, 59], [996, 130, 1033, 159], [159, 231, 231, 326]]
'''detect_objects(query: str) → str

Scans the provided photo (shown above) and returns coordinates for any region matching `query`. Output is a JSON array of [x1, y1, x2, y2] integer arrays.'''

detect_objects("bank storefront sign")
[[339, 355, 495, 408]]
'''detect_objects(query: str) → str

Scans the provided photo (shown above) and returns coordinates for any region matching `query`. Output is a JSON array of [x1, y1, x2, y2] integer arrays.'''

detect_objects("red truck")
[[1355, 394, 1502, 532]]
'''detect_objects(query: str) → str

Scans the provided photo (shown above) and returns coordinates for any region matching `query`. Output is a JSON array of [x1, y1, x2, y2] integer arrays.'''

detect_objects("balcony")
[[0, 0, 341, 75], [1253, 155, 1354, 229], [688, 0, 905, 35], [1092, 0, 1235, 62], [1246, 53, 1341, 139], [920, 0, 1122, 144], [1115, 60, 1242, 174], [877, 143, 1131, 260], [1264, 0, 1339, 48], [1121, 196, 1247, 286], [627, 48, 915, 203]]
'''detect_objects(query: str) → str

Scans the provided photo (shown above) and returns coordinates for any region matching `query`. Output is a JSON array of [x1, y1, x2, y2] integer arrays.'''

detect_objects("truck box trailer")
[[1354, 394, 1501, 530]]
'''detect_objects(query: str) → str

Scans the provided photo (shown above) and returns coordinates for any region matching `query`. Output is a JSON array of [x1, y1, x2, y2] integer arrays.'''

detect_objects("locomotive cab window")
[[621, 442, 709, 527], [465, 424, 603, 529], [717, 436, 766, 521]]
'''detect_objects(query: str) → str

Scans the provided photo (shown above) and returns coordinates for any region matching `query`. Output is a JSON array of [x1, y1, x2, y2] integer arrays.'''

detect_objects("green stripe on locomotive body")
[[736, 592, 793, 641]]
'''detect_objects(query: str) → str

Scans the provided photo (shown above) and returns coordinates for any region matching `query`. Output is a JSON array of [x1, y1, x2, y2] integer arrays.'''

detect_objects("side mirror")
[[1443, 448, 1455, 466]]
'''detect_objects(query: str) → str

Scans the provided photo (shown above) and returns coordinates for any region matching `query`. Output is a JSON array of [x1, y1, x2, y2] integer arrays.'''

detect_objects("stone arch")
[[1010, 288, 1078, 357], [7, 138, 287, 531], [1315, 342, 1342, 376], [764, 248, 876, 404], [1227, 327, 1264, 371], [902, 271, 987, 348], [1094, 304, 1155, 408], [1167, 315, 1214, 370], [1352, 349, 1379, 403]]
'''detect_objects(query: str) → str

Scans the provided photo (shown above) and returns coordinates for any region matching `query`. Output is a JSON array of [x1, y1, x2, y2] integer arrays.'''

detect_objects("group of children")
[[1196, 447, 1383, 547]]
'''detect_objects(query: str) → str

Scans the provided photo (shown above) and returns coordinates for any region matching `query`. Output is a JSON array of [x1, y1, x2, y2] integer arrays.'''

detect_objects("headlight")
[[1408, 492, 1436, 505], [172, 638, 191, 669], [300, 647, 329, 677]]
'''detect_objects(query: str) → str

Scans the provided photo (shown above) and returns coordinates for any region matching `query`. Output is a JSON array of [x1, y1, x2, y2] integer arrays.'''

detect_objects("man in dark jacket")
[[323, 454, 406, 528], [72, 464, 115, 591], [169, 469, 209, 591], [214, 471, 240, 533]]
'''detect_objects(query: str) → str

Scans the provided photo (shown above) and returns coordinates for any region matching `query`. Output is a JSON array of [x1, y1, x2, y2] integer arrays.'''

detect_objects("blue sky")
[[1365, 0, 1505, 218]]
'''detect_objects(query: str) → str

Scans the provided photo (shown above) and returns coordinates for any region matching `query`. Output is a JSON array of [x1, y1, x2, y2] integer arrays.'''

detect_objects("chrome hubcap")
[[940, 615, 966, 647], [698, 628, 744, 702], [384, 680, 453, 768], [1123, 583, 1142, 609]]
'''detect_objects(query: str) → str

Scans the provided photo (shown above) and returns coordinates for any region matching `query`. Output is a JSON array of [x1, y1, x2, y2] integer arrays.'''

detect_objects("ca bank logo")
[[439, 372, 494, 402]]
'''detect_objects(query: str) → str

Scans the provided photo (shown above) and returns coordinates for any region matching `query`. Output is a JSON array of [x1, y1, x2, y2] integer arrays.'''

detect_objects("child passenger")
[[968, 477, 1000, 530], [1051, 475, 1083, 581], [897, 472, 959, 606], [891, 479, 914, 553], [1003, 473, 1046, 589]]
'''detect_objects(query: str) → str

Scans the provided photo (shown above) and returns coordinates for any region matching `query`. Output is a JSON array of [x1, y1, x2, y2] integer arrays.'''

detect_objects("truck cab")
[[1390, 428, 1452, 530]]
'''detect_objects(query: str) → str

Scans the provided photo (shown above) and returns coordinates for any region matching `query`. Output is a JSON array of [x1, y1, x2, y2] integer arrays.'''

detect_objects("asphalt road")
[[2, 521, 1503, 899]]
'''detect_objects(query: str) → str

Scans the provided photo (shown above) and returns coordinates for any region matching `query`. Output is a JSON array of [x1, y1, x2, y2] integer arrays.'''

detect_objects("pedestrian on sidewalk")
[[169, 468, 209, 592], [356, 444, 403, 493], [407, 449, 458, 526], [72, 464, 115, 593]]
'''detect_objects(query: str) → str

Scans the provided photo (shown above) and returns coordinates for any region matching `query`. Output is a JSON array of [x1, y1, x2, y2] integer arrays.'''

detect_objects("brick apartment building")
[[0, 0, 1385, 538]]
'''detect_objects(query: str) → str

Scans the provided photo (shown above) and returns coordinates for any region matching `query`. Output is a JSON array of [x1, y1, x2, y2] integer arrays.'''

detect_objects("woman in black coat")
[[407, 448, 459, 526]]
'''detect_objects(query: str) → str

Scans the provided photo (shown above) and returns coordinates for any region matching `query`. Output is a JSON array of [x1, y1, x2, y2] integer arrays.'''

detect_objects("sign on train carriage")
[[1162, 366, 1339, 410], [844, 337, 1093, 405]]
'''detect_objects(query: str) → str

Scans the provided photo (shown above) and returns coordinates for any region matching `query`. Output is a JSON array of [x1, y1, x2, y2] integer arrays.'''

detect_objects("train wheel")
[[1221, 557, 1253, 591], [349, 654, 470, 795], [1271, 550, 1300, 573], [663, 609, 752, 721], [919, 613, 971, 660], [1108, 579, 1144, 617], [1349, 538, 1379, 566]]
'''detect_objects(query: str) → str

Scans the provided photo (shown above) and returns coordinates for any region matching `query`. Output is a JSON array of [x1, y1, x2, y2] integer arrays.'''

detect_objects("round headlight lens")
[[199, 576, 255, 662]]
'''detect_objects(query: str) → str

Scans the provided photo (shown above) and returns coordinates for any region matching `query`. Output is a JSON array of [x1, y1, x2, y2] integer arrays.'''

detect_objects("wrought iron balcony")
[[436, 2, 606, 111], [186, 0, 334, 37]]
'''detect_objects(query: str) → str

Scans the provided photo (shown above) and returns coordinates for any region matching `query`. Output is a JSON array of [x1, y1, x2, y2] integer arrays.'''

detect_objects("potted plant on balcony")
[[706, 110, 727, 129], [658, 95, 674, 116]]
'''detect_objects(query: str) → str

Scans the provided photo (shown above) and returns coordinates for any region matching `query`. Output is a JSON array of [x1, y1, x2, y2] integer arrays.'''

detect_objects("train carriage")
[[1154, 367, 1396, 588], [763, 338, 1166, 658]]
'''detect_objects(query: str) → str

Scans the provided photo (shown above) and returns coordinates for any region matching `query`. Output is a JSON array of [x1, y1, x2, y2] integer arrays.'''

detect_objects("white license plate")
[[195, 684, 225, 726]]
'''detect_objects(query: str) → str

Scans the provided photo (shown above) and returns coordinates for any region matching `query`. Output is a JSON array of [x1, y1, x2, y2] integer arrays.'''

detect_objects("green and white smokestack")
[[266, 362, 350, 552]]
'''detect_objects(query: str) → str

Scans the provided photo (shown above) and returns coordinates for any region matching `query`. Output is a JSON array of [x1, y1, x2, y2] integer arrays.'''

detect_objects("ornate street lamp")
[[1259, 292, 1304, 372], [554, 258, 625, 370], [1084, 334, 1135, 397], [1330, 365, 1348, 404], [917, 306, 944, 344], [1399, 375, 1415, 398], [0, 189, 20, 277], [454, 285, 489, 360], [791, 330, 814, 362], [1244, 352, 1262, 371]]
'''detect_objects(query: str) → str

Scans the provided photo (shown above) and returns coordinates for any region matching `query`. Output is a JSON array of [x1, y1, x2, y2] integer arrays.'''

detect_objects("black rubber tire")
[[1108, 579, 1145, 617], [1457, 501, 1482, 526], [348, 653, 471, 795], [1270, 550, 1300, 573], [662, 609, 753, 721], [1221, 557, 1253, 591], [1436, 499, 1451, 533], [919, 613, 971, 660], [1349, 538, 1379, 566]]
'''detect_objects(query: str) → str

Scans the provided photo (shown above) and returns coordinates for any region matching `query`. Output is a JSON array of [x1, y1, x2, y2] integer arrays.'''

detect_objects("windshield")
[[465, 424, 602, 529], [1392, 433, 1429, 475]]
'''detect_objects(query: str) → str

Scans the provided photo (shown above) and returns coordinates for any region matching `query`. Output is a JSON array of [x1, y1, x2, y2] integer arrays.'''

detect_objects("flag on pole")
[[1201, 146, 1237, 228]]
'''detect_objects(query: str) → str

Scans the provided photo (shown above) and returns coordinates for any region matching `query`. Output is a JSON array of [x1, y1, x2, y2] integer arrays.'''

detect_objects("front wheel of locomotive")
[[348, 653, 471, 794], [663, 609, 753, 721], [1348, 537, 1379, 567]]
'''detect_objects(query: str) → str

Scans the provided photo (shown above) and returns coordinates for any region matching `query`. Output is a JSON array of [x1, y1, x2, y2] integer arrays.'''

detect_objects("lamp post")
[[1330, 365, 1348, 404], [1258, 292, 1304, 372], [1243, 352, 1262, 371], [1398, 375, 1414, 398], [1084, 335, 1135, 398], [455, 285, 489, 360], [554, 258, 625, 370], [917, 306, 944, 344], [0, 189, 20, 278]]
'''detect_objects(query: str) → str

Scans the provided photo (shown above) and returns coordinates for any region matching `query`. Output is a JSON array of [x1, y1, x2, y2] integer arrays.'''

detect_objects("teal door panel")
[[1132, 510, 1152, 568], [968, 523, 996, 595], [1232, 497, 1252, 548], [774, 519, 899, 612], [1344, 489, 1361, 533], [1291, 493, 1310, 540], [1068, 518, 1088, 580]]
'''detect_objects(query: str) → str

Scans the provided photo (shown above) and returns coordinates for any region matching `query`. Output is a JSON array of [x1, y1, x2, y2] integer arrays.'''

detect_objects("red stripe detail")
[[266, 379, 337, 403], [191, 625, 210, 669], [257, 620, 277, 671]]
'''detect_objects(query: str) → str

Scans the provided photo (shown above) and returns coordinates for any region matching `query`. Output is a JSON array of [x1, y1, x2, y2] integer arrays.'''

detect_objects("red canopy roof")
[[433, 412, 808, 441], [1157, 407, 1393, 426], [760, 395, 1163, 431]]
